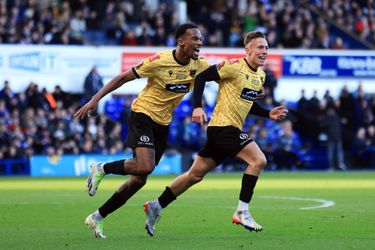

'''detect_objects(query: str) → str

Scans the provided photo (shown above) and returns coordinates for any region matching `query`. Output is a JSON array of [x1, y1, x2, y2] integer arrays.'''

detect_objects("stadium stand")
[[0, 0, 373, 49], [0, 0, 374, 175]]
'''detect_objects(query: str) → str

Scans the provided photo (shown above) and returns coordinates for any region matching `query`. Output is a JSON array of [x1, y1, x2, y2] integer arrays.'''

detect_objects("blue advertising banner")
[[283, 55, 375, 78], [30, 153, 182, 177]]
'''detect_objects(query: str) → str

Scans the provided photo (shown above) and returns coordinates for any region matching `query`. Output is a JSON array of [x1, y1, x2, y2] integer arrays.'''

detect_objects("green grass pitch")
[[1, 172, 374, 250]]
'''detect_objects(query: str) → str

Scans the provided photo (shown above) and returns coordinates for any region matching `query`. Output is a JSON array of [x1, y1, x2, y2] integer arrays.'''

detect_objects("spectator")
[[263, 64, 277, 101], [274, 120, 302, 170], [321, 107, 346, 170], [83, 66, 103, 102], [353, 127, 372, 168]]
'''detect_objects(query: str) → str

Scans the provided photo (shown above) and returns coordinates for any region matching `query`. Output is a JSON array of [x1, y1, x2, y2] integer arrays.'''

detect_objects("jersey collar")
[[173, 49, 190, 66], [243, 59, 258, 72]]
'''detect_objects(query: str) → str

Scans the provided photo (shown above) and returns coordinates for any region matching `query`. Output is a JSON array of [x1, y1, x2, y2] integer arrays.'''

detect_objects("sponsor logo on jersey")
[[240, 88, 260, 100], [175, 73, 187, 79], [165, 83, 190, 93]]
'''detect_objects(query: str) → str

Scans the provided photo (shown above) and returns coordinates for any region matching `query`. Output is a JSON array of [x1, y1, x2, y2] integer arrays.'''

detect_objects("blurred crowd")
[[1, 75, 374, 170], [0, 0, 373, 49]]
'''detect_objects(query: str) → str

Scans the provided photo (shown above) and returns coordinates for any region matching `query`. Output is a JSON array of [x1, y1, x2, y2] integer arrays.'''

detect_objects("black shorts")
[[125, 111, 169, 165], [198, 126, 253, 165]]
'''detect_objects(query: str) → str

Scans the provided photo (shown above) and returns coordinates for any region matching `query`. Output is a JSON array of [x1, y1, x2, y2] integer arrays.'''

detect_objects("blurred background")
[[0, 0, 374, 177]]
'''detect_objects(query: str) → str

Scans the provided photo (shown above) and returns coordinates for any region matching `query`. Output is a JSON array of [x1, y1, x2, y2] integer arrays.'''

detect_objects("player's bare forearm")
[[92, 70, 136, 102], [74, 70, 136, 119]]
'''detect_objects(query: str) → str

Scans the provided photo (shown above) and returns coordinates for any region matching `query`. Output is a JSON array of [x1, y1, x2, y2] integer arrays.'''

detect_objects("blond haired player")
[[144, 31, 288, 236]]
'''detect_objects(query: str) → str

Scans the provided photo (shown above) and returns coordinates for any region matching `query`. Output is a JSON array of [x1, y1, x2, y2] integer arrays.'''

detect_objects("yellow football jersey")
[[132, 50, 210, 125], [209, 58, 265, 129]]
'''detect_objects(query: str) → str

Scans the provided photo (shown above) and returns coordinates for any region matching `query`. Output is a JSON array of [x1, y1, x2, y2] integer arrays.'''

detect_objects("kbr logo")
[[286, 56, 322, 75], [9, 52, 57, 72], [140, 135, 150, 142]]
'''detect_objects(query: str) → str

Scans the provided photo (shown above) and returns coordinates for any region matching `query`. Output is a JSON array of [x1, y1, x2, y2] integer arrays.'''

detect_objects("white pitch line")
[[260, 195, 335, 210]]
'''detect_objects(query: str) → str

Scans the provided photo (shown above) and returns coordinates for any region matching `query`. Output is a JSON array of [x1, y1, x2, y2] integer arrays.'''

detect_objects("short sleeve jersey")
[[208, 58, 266, 130], [132, 50, 210, 126]]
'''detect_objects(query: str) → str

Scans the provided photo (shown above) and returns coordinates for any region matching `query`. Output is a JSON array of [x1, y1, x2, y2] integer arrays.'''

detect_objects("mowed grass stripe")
[[1, 172, 374, 250], [1, 172, 375, 190]]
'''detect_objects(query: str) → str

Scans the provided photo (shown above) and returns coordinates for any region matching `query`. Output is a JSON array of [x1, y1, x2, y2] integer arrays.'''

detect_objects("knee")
[[136, 159, 155, 175], [187, 171, 204, 184], [254, 155, 267, 170], [131, 175, 148, 188]]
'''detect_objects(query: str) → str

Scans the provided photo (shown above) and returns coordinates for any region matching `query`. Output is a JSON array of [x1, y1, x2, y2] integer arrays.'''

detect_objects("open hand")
[[269, 106, 288, 121], [74, 98, 99, 119], [192, 107, 208, 126]]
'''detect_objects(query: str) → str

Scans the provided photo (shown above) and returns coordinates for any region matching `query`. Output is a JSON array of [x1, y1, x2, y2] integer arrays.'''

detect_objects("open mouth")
[[259, 55, 267, 60]]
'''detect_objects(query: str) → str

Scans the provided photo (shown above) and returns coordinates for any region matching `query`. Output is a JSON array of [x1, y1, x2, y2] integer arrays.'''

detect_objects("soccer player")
[[74, 23, 209, 239], [144, 31, 288, 236]]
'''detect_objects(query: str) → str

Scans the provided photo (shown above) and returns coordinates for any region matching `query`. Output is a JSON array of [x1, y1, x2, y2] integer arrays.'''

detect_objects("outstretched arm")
[[75, 70, 136, 119], [192, 65, 221, 126], [249, 102, 288, 121]]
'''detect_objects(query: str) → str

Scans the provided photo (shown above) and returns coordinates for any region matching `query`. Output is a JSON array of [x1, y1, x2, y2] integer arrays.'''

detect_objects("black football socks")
[[98, 192, 127, 217], [239, 174, 258, 203], [103, 160, 126, 175], [157, 186, 176, 208]]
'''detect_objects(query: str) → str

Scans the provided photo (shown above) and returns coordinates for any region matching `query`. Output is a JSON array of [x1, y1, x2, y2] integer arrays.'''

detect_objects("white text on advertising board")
[[286, 56, 322, 75]]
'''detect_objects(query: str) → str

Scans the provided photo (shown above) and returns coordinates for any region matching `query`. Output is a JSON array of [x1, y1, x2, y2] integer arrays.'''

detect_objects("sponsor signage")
[[30, 153, 182, 177], [121, 52, 283, 77], [9, 52, 58, 73], [283, 55, 375, 78]]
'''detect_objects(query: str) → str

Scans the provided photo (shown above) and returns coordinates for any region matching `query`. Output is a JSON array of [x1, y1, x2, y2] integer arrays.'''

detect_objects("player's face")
[[246, 38, 269, 68], [180, 28, 203, 60]]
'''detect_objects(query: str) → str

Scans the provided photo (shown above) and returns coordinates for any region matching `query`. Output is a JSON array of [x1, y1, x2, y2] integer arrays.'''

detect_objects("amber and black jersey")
[[209, 58, 266, 129], [131, 50, 210, 125]]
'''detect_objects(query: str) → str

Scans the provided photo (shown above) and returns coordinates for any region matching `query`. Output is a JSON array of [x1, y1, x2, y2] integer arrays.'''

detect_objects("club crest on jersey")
[[148, 54, 160, 62], [240, 87, 260, 100], [190, 70, 196, 77], [166, 83, 190, 93], [169, 70, 173, 76]]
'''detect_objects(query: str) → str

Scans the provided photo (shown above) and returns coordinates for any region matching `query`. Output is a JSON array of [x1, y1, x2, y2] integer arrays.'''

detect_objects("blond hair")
[[244, 31, 266, 46]]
